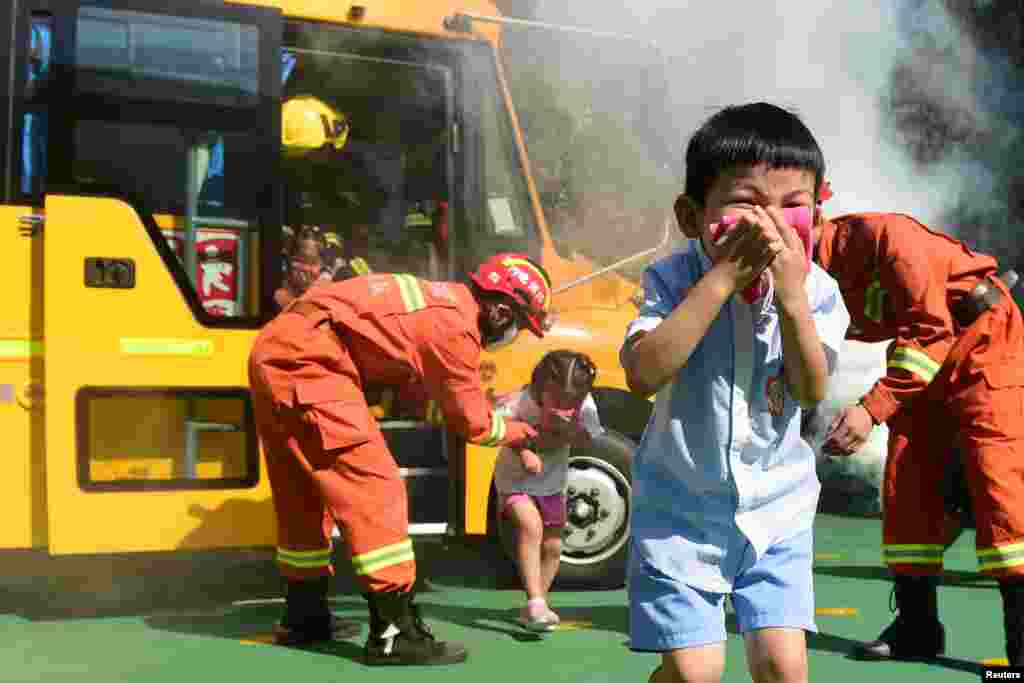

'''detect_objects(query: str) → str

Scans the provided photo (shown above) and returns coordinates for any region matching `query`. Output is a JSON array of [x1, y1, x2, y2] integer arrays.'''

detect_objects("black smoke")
[[886, 0, 1024, 272]]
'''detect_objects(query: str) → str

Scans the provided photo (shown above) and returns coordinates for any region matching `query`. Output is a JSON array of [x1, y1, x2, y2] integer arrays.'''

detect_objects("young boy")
[[621, 102, 850, 683], [493, 350, 604, 631]]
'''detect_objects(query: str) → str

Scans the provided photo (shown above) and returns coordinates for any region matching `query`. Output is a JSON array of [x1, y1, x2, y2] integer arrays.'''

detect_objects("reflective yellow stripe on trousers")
[[882, 544, 945, 566], [979, 542, 1024, 572], [351, 539, 415, 576], [277, 546, 333, 569]]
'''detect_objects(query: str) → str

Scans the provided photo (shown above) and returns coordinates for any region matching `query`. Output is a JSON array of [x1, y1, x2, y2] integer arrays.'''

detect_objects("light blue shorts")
[[628, 529, 817, 652]]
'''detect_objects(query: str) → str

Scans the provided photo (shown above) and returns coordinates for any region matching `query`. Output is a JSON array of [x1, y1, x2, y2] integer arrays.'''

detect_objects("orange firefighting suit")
[[248, 273, 534, 593], [817, 213, 1024, 579]]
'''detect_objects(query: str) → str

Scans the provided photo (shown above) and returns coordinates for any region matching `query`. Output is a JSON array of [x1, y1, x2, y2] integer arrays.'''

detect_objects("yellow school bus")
[[0, 0, 670, 592]]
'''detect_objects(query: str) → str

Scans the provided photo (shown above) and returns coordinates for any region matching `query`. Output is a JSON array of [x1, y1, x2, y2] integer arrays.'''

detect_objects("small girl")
[[493, 350, 604, 631], [274, 226, 325, 310]]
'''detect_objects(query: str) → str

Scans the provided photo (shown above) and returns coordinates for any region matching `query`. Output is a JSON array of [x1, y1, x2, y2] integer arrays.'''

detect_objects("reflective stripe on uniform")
[[475, 411, 507, 447], [888, 346, 941, 384], [277, 546, 333, 569], [351, 539, 415, 576], [882, 544, 944, 565], [864, 271, 886, 323], [394, 274, 426, 312], [978, 542, 1024, 572]]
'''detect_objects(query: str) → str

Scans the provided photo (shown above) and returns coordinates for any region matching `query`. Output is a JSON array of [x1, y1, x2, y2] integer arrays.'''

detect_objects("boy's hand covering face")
[[710, 206, 812, 302], [763, 205, 812, 300], [699, 165, 816, 303], [708, 214, 783, 298], [712, 206, 812, 267]]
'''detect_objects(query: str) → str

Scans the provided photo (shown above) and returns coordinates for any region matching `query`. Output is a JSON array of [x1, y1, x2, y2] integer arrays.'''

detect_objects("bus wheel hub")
[[562, 461, 627, 559]]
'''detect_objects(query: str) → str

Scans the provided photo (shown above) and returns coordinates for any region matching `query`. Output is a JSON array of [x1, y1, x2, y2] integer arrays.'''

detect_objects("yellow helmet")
[[282, 96, 349, 156]]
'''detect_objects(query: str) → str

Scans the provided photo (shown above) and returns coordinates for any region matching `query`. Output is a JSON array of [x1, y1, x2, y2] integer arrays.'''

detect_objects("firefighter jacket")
[[816, 212, 999, 424], [265, 273, 530, 448]]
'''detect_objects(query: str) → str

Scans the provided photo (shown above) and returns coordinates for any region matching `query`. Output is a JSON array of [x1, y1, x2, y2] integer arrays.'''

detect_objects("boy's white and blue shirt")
[[622, 239, 849, 593]]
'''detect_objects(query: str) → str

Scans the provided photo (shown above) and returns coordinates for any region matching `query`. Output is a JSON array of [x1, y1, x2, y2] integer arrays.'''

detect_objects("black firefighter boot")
[[853, 575, 946, 660], [363, 589, 468, 665], [1000, 581, 1024, 667], [273, 576, 361, 646]]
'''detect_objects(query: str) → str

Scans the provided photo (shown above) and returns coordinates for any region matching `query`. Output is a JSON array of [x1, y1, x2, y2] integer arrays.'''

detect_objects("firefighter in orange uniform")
[[814, 212, 1024, 665], [249, 253, 551, 666]]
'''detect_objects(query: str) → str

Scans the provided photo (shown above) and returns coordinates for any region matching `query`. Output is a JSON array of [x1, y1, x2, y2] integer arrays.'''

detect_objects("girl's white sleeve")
[[580, 393, 605, 438]]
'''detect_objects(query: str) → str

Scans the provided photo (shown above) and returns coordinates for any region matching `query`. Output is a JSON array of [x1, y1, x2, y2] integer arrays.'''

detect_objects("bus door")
[[17, 0, 284, 554], [279, 21, 461, 537]]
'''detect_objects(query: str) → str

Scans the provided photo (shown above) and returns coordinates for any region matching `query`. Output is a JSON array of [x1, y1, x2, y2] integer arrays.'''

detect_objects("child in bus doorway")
[[493, 350, 604, 632], [274, 226, 326, 310]]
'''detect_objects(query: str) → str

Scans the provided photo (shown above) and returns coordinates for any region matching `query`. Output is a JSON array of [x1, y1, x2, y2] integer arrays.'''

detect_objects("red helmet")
[[469, 253, 552, 338]]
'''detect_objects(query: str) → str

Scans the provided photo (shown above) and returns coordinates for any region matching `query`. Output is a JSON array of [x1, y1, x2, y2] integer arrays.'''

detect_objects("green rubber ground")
[[0, 515, 1001, 681]]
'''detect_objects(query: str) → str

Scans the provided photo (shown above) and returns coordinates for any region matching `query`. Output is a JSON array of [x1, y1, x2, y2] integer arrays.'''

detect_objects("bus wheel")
[[557, 431, 634, 590]]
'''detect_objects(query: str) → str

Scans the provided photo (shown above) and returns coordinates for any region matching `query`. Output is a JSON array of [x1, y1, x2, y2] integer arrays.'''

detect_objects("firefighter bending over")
[[248, 253, 552, 665], [815, 212, 1024, 666]]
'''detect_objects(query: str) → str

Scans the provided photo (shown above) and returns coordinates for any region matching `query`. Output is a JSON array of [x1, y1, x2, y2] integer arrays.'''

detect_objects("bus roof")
[[228, 0, 503, 44]]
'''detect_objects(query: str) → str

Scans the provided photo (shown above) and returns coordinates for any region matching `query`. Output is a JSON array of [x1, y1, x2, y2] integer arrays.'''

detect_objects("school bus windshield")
[[499, 20, 678, 280]]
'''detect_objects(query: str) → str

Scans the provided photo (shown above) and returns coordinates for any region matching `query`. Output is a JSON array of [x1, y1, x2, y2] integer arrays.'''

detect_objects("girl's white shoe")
[[518, 602, 559, 632]]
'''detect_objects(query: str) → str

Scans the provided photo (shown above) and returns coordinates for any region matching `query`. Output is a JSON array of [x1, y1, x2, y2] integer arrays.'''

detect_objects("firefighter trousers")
[[883, 287, 1024, 580], [249, 314, 416, 594]]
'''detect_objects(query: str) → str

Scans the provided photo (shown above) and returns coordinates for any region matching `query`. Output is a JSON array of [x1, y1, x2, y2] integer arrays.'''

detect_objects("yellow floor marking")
[[814, 553, 843, 561], [982, 658, 1009, 666], [815, 607, 857, 616], [555, 620, 594, 631], [239, 634, 277, 645]]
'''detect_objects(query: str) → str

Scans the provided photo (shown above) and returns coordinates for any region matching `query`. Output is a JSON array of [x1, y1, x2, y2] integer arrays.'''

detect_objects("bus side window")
[[22, 13, 53, 199], [62, 5, 274, 323]]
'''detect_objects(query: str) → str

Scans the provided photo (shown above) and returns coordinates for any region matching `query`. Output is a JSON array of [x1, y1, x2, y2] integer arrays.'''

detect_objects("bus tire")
[[495, 430, 634, 591], [590, 387, 652, 446]]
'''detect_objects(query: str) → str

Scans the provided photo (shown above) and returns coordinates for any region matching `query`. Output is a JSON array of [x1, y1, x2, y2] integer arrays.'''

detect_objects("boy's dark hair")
[[684, 103, 825, 205], [529, 350, 597, 403]]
